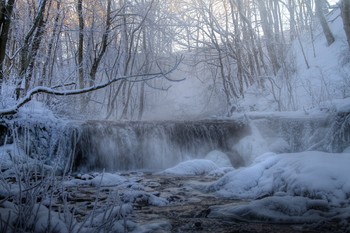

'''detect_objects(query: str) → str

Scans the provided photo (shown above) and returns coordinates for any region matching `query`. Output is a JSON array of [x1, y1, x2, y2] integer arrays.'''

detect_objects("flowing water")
[[73, 120, 249, 172], [4, 113, 347, 172]]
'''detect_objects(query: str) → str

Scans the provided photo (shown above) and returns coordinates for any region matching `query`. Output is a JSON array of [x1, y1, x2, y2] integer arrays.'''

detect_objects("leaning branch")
[[0, 56, 183, 116]]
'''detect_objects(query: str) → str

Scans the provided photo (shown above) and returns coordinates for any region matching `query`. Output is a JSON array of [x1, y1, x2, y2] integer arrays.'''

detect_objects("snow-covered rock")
[[204, 150, 232, 167], [200, 151, 350, 227], [209, 196, 333, 224], [63, 172, 127, 187], [161, 159, 219, 176], [206, 151, 350, 205]]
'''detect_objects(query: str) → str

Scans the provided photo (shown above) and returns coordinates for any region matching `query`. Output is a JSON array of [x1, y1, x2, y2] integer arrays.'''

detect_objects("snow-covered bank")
[[162, 150, 350, 229], [206, 151, 350, 202]]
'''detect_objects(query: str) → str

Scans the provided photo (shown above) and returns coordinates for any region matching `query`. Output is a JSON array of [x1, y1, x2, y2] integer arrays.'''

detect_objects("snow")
[[233, 123, 270, 165], [0, 144, 18, 170], [234, 8, 350, 113], [208, 167, 235, 177], [121, 190, 168, 206], [195, 151, 350, 226], [0, 168, 170, 232], [160, 159, 219, 176], [0, 201, 71, 233], [85, 204, 133, 227], [344, 146, 350, 153], [63, 172, 127, 187], [32, 204, 70, 233], [328, 97, 350, 113], [204, 150, 233, 167], [206, 152, 350, 203], [2, 133, 350, 231], [132, 220, 171, 233], [156, 149, 350, 225], [160, 155, 236, 177], [90, 173, 127, 186], [208, 196, 334, 224]]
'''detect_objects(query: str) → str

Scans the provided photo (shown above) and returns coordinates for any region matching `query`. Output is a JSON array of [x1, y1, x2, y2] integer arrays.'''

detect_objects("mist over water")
[[140, 61, 228, 121], [72, 113, 338, 172], [9, 111, 342, 173], [73, 120, 249, 172]]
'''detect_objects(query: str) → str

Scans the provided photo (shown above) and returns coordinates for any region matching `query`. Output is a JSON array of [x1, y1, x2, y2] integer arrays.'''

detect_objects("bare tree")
[[77, 0, 84, 90], [315, 0, 335, 46], [0, 0, 15, 90], [15, 0, 50, 99], [341, 0, 350, 49], [256, 1, 280, 75], [41, 0, 62, 87]]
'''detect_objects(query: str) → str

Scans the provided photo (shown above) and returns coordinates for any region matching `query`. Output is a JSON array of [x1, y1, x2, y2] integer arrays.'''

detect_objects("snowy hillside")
[[146, 6, 350, 119], [238, 7, 350, 113]]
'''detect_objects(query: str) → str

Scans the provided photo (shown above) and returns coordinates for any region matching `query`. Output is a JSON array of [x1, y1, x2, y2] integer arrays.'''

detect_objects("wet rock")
[[194, 221, 203, 230], [146, 181, 161, 188]]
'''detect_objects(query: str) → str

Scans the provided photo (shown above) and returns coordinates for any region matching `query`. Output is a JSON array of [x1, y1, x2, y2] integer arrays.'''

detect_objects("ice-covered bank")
[[206, 152, 350, 201], [150, 149, 350, 231], [178, 151, 349, 229]]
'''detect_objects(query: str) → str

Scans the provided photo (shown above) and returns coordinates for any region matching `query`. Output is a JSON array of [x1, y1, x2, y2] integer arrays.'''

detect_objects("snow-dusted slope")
[[239, 7, 350, 112], [145, 6, 350, 118]]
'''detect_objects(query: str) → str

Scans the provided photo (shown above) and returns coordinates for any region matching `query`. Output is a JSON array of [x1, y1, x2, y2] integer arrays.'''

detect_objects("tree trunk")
[[42, 0, 61, 87], [138, 82, 145, 120], [341, 0, 350, 49], [17, 0, 49, 99], [24, 12, 47, 93], [316, 0, 335, 46], [77, 0, 84, 89], [88, 0, 111, 87], [138, 26, 149, 120], [0, 0, 15, 88], [257, 1, 280, 75], [288, 0, 297, 40]]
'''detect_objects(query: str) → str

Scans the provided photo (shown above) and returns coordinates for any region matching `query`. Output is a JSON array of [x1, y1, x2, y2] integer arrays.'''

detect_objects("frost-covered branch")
[[0, 56, 183, 116]]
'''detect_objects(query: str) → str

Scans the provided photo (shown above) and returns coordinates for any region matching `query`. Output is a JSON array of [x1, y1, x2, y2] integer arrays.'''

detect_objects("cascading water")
[[73, 120, 249, 171], [3, 111, 348, 173], [231, 112, 350, 167]]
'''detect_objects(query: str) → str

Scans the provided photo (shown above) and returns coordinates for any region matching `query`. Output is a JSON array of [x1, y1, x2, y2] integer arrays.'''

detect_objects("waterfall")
[[73, 120, 249, 171], [2, 112, 347, 173]]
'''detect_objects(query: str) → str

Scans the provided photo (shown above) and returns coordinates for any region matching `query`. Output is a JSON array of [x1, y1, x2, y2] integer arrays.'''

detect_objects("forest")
[[0, 0, 347, 118], [0, 0, 350, 232]]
